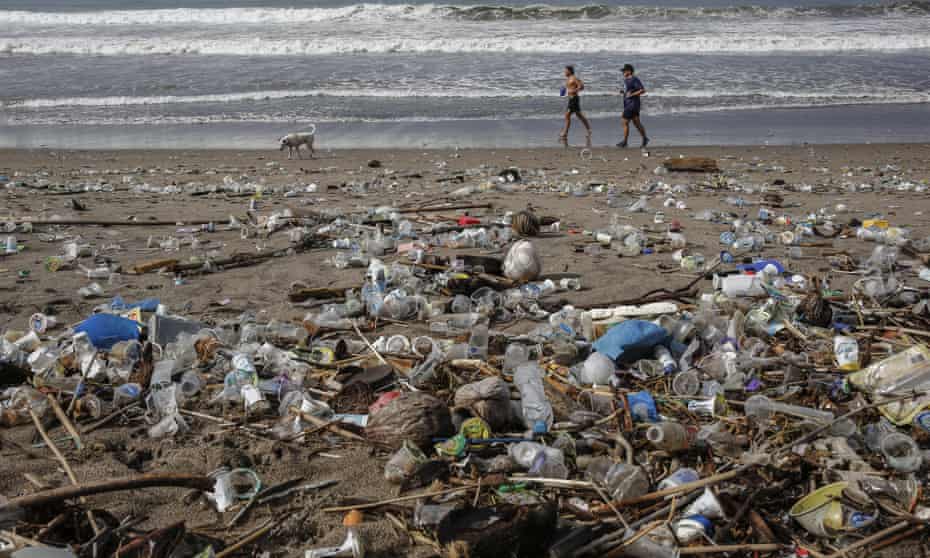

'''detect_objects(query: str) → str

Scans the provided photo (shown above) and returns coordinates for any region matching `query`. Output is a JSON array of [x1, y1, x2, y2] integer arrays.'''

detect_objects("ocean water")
[[1, 0, 929, 147]]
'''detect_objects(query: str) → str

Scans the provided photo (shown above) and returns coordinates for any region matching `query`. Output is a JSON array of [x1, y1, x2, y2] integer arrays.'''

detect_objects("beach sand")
[[2, 142, 930, 556]]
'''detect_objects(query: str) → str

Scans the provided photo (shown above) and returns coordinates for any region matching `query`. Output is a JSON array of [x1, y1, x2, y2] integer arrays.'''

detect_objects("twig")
[[680, 544, 784, 555], [215, 519, 274, 558], [46, 395, 83, 450], [28, 409, 100, 535], [592, 469, 740, 513], [592, 483, 630, 530], [297, 410, 365, 442], [823, 520, 910, 558], [322, 484, 480, 513], [353, 322, 389, 367], [83, 400, 142, 434]]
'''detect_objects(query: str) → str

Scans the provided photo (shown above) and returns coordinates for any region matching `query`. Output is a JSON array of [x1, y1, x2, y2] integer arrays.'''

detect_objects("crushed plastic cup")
[[790, 482, 875, 538], [880, 432, 922, 472]]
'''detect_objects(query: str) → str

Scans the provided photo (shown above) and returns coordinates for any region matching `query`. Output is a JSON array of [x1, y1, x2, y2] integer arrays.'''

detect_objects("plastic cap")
[[533, 420, 548, 436], [343, 509, 363, 526]]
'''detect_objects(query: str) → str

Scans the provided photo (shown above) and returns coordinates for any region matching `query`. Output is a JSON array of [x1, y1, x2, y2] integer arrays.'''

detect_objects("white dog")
[[279, 124, 316, 159]]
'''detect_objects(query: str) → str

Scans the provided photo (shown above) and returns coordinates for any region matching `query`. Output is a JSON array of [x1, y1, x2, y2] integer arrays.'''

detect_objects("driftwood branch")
[[1, 473, 214, 511]]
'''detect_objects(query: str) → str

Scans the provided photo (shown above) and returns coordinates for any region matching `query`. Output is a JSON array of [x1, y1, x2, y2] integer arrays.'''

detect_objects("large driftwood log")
[[663, 157, 720, 173]]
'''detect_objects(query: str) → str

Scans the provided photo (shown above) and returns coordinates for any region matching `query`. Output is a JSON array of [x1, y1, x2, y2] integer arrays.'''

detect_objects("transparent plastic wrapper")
[[503, 240, 541, 282], [384, 441, 428, 484], [572, 351, 615, 386], [509, 441, 568, 479], [585, 457, 649, 501], [847, 344, 930, 424], [0, 386, 49, 427]]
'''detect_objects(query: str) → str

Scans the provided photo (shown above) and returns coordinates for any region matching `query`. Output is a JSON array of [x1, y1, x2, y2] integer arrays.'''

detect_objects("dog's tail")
[[306, 123, 317, 136]]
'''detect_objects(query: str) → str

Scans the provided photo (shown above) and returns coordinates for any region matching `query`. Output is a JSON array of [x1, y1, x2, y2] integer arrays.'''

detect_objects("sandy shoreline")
[[2, 142, 930, 556]]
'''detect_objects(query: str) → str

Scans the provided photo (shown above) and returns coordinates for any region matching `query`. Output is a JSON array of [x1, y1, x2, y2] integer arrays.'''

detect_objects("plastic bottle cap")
[[343, 509, 363, 527], [533, 420, 548, 436]]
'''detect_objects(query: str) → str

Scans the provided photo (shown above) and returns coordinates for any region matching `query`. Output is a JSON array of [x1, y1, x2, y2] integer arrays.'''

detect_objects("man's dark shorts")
[[622, 107, 640, 120], [567, 96, 581, 114]]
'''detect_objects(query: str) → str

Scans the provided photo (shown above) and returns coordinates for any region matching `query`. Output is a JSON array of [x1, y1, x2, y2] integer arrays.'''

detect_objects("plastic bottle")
[[713, 274, 765, 297], [657, 467, 700, 491], [744, 394, 834, 424], [428, 313, 481, 336], [503, 344, 530, 374], [646, 421, 696, 452], [654, 345, 677, 374], [514, 362, 554, 435], [113, 383, 141, 407], [467, 324, 489, 360]]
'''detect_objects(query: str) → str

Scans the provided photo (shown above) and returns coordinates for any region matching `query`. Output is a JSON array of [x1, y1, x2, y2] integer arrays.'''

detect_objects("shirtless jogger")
[[559, 65, 592, 141]]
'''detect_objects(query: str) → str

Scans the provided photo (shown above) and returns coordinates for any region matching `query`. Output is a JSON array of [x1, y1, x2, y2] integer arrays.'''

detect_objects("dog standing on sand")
[[279, 124, 316, 159]]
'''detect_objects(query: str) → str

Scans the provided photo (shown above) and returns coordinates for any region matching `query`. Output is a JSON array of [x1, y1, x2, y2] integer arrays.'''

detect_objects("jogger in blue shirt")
[[618, 64, 649, 148]]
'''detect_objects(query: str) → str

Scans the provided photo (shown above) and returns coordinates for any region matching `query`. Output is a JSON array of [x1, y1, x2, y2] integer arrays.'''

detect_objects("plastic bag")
[[503, 240, 541, 282], [592, 320, 669, 364]]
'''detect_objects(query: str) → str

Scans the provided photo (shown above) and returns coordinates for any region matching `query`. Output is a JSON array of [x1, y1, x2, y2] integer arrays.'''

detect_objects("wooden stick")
[[46, 395, 83, 450], [592, 469, 741, 513], [397, 203, 492, 214], [215, 519, 274, 558], [1, 472, 215, 511], [0, 433, 54, 461], [592, 483, 630, 530], [856, 325, 930, 338], [28, 409, 100, 535], [823, 520, 911, 558], [322, 483, 480, 513], [297, 410, 365, 442], [353, 322, 389, 367], [83, 400, 142, 434], [0, 529, 48, 548], [9, 218, 219, 227], [680, 543, 784, 555]]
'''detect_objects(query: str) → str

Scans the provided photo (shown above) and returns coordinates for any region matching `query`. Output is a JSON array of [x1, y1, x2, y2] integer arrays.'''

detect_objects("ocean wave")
[[4, 95, 930, 127], [1, 1, 929, 26], [3, 33, 930, 56], [5, 88, 930, 109]]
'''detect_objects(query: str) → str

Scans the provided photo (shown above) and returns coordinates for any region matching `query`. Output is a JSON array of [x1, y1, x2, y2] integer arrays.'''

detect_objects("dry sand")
[[1, 143, 930, 556]]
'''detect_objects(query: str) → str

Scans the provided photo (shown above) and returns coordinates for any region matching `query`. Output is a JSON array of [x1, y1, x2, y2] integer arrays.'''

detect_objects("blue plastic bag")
[[74, 314, 141, 350], [592, 320, 669, 364], [110, 295, 160, 312]]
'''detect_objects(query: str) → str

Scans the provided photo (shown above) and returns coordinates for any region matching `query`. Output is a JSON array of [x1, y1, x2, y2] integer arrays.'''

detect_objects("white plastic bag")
[[503, 240, 541, 282]]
